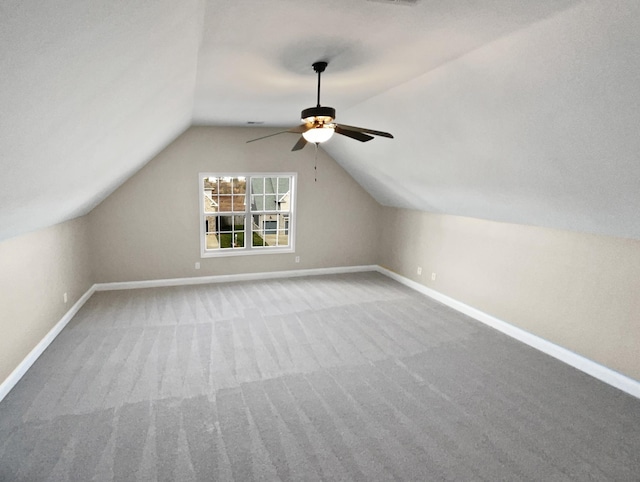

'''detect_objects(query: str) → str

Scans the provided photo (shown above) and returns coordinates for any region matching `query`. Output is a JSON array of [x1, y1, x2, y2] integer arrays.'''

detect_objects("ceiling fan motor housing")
[[301, 106, 336, 124]]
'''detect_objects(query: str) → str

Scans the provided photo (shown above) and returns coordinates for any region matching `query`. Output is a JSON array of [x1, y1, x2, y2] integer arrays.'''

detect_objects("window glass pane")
[[250, 178, 264, 195], [218, 233, 235, 249], [205, 215, 216, 233], [277, 177, 289, 195], [276, 230, 289, 247], [229, 232, 244, 248], [232, 195, 245, 211], [250, 194, 262, 211], [214, 195, 228, 212], [204, 195, 217, 213], [219, 215, 233, 232], [205, 216, 218, 249], [264, 195, 277, 211], [234, 215, 245, 229], [233, 177, 246, 194], [204, 177, 218, 191], [203, 178, 218, 213], [264, 220, 277, 234], [218, 177, 233, 194], [206, 233, 219, 249], [251, 229, 266, 247], [264, 177, 277, 196], [276, 194, 289, 211]]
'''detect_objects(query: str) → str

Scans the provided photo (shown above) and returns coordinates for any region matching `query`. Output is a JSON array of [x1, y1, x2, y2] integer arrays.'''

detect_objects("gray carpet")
[[1, 272, 639, 481]]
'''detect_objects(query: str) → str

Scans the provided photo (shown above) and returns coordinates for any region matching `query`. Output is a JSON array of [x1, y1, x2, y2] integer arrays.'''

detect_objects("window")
[[200, 173, 296, 257]]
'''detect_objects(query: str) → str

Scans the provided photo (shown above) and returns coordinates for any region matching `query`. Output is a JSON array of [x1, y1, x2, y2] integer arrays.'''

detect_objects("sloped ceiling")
[[0, 0, 203, 241], [2, 0, 639, 242], [323, 0, 640, 239]]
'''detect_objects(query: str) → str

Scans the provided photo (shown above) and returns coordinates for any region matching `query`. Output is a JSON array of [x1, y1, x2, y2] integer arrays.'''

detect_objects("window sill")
[[200, 246, 295, 258]]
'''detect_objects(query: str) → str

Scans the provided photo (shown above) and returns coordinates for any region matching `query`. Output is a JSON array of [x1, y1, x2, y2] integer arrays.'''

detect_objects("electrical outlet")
[[195, 262, 200, 270], [417, 267, 422, 275], [63, 292, 68, 304], [431, 272, 437, 281], [295, 256, 300, 263]]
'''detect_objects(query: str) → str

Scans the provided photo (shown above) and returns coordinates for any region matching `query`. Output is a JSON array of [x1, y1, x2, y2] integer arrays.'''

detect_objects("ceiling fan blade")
[[335, 126, 374, 142], [291, 136, 308, 151], [288, 124, 311, 134], [246, 124, 309, 144], [336, 123, 394, 139], [246, 130, 289, 143]]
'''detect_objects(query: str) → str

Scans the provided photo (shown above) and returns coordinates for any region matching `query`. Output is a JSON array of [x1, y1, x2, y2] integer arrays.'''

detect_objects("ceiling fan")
[[247, 61, 394, 151]]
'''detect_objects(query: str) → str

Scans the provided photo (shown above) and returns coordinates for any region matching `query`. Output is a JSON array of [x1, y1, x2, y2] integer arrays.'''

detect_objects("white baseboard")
[[0, 285, 97, 402], [0, 265, 376, 402], [95, 265, 378, 291], [4, 264, 638, 403], [375, 266, 640, 400]]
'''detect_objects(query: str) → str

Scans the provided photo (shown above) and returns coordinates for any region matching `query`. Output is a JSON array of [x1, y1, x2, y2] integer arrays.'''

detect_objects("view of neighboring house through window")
[[200, 173, 296, 256]]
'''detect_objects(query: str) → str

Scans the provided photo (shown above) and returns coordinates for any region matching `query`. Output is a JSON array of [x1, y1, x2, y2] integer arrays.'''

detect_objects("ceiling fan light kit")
[[247, 61, 393, 151], [302, 124, 335, 143]]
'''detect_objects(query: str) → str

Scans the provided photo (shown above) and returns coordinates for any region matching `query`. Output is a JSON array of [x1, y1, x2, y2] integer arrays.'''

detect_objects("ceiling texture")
[[2, 0, 640, 242]]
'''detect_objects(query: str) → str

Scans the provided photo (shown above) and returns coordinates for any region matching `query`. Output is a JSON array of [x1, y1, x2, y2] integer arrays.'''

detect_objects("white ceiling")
[[2, 0, 640, 242], [0, 0, 203, 240], [193, 0, 580, 126]]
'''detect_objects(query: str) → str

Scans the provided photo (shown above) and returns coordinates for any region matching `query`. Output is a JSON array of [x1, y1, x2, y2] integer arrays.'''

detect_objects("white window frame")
[[199, 172, 297, 257]]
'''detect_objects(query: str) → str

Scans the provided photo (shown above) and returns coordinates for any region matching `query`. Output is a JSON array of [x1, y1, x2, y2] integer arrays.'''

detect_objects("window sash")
[[200, 173, 296, 257]]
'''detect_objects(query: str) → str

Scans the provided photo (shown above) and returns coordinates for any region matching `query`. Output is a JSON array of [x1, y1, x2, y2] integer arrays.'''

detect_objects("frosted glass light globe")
[[302, 125, 335, 143]]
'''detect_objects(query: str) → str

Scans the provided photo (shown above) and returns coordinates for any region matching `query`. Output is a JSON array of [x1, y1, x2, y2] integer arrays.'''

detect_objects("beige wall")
[[0, 216, 92, 384], [88, 126, 381, 282], [379, 207, 640, 380], [4, 130, 638, 390]]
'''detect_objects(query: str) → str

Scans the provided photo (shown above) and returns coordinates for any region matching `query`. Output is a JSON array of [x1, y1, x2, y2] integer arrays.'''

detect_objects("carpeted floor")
[[0, 272, 639, 481]]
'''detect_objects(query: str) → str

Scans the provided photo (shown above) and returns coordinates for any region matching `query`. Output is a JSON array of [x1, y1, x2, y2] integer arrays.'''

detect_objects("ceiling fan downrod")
[[313, 61, 327, 107], [301, 61, 335, 125]]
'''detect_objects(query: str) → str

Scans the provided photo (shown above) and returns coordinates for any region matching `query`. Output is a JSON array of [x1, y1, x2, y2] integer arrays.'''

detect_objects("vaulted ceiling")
[[2, 0, 639, 242]]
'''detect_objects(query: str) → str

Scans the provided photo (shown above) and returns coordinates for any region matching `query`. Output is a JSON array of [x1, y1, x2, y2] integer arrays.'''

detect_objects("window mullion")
[[245, 177, 251, 249]]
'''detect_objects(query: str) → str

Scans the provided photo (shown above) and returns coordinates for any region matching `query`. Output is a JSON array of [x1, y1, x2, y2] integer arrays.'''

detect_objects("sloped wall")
[[0, 217, 92, 385], [88, 126, 380, 282], [379, 207, 640, 381]]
